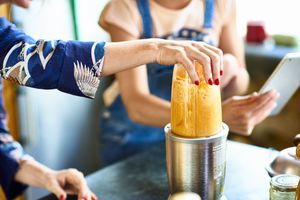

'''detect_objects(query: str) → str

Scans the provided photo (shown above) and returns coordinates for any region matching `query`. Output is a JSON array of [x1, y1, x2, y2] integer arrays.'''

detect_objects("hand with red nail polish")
[[14, 159, 99, 200], [60, 194, 65, 200]]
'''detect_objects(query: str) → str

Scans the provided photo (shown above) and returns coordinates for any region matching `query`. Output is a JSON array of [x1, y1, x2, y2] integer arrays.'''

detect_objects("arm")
[[0, 17, 105, 98], [0, 133, 28, 199], [108, 26, 171, 127], [0, 17, 222, 99], [218, 4, 249, 99], [0, 114, 97, 200]]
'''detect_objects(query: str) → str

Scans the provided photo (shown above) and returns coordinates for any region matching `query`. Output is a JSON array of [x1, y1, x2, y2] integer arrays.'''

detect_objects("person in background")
[[0, 0, 222, 199], [98, 0, 279, 165]]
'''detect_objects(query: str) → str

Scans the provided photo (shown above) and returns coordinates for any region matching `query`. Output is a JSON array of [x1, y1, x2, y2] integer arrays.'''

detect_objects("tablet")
[[259, 52, 300, 116]]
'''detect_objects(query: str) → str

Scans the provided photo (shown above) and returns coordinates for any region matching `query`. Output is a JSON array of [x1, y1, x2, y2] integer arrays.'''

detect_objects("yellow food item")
[[171, 62, 222, 138]]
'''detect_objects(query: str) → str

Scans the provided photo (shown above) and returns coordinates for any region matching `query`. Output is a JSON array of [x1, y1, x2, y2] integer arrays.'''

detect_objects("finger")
[[192, 42, 221, 84], [226, 92, 258, 106], [186, 46, 219, 84], [175, 49, 200, 84], [253, 101, 277, 124], [91, 192, 99, 200], [47, 179, 66, 200], [189, 50, 213, 84], [64, 170, 90, 200], [200, 42, 224, 76], [233, 123, 254, 136], [245, 90, 279, 110]]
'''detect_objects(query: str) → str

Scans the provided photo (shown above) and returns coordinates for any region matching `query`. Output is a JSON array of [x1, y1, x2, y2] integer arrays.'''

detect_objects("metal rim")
[[164, 123, 229, 144]]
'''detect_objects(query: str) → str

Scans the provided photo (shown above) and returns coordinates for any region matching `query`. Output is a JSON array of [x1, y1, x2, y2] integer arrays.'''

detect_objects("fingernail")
[[60, 195, 64, 200], [214, 78, 219, 85], [194, 80, 199, 86], [220, 70, 223, 76], [208, 78, 213, 85]]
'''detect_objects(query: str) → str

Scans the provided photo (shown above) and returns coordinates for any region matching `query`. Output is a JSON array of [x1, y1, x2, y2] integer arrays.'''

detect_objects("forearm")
[[14, 159, 52, 189], [0, 17, 105, 98], [125, 94, 171, 128], [223, 67, 249, 99], [102, 39, 159, 76]]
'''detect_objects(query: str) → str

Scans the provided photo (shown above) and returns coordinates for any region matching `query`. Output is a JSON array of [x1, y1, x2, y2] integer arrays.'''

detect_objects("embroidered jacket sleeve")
[[0, 17, 105, 98], [0, 81, 31, 200]]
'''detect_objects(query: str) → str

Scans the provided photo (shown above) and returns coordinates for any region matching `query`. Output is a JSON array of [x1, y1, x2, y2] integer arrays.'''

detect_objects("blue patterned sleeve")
[[0, 17, 106, 98], [0, 81, 31, 199], [0, 133, 30, 200]]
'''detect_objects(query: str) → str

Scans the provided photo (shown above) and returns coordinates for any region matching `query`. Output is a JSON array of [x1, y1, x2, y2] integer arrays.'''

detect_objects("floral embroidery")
[[73, 61, 100, 98]]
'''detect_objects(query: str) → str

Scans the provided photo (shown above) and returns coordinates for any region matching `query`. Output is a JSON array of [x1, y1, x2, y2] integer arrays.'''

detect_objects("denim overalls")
[[100, 0, 215, 166]]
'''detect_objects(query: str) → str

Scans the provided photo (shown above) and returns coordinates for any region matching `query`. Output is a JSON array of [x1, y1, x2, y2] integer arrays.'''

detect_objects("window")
[[236, 0, 300, 37]]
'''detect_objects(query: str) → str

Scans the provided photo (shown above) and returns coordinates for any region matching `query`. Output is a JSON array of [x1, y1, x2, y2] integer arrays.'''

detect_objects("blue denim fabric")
[[100, 0, 215, 166]]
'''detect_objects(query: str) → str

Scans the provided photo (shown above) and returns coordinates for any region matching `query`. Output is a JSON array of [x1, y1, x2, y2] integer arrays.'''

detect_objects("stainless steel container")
[[266, 147, 300, 177], [165, 123, 229, 200]]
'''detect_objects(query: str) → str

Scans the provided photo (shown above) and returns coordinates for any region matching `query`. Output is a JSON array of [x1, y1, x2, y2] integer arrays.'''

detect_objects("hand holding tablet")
[[259, 52, 300, 116]]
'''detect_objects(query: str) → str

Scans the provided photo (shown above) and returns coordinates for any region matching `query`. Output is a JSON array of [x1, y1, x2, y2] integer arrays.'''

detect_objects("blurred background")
[[0, 0, 300, 199]]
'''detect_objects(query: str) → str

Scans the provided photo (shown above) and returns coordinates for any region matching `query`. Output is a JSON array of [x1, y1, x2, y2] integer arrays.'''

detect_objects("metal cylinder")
[[165, 123, 229, 200]]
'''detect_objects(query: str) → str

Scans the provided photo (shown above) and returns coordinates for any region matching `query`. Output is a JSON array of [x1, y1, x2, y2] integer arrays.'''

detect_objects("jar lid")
[[168, 192, 201, 200], [270, 174, 300, 191]]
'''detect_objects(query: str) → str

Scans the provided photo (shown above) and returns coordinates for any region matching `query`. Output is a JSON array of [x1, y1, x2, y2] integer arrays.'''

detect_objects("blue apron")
[[100, 0, 215, 166]]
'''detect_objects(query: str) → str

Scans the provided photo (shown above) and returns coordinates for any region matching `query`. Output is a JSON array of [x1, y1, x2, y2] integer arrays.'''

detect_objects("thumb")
[[230, 92, 258, 106]]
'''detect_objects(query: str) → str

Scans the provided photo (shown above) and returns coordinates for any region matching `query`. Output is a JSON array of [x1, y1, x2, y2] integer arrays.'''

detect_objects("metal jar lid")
[[270, 174, 300, 192], [168, 192, 201, 200]]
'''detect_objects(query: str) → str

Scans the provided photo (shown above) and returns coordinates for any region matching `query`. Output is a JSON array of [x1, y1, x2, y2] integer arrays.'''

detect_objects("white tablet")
[[259, 52, 300, 116]]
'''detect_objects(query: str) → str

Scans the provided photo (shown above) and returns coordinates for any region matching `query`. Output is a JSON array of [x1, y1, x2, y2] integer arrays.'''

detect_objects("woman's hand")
[[14, 159, 98, 200], [103, 39, 223, 85], [44, 169, 98, 200], [155, 39, 223, 85], [222, 90, 279, 136]]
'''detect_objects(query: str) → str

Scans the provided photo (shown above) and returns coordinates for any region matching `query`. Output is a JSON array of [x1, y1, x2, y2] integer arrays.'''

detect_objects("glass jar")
[[269, 174, 300, 200], [170, 61, 222, 138]]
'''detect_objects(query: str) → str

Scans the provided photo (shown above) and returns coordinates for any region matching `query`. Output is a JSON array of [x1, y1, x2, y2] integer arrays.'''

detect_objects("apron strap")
[[136, 0, 153, 38], [203, 0, 214, 29]]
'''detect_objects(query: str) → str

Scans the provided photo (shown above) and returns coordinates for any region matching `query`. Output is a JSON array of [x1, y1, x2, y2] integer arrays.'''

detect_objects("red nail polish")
[[214, 78, 219, 85], [60, 195, 64, 200], [220, 70, 223, 76], [208, 78, 213, 85], [195, 80, 199, 86]]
